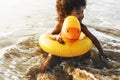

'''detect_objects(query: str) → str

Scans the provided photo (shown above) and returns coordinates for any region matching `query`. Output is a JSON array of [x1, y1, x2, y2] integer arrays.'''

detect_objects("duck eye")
[[67, 30, 69, 33], [77, 30, 79, 33]]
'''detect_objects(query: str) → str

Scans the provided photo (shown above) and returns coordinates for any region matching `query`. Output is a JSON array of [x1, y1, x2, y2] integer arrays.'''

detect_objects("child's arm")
[[49, 21, 65, 44], [51, 21, 63, 34], [81, 23, 106, 58], [49, 21, 62, 40]]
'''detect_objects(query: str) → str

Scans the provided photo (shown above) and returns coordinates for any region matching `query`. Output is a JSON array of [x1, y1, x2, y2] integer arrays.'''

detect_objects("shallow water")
[[0, 0, 120, 80]]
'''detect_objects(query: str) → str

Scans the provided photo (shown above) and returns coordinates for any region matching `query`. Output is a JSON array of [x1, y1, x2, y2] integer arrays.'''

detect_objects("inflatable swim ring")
[[39, 32, 92, 57], [39, 16, 92, 57]]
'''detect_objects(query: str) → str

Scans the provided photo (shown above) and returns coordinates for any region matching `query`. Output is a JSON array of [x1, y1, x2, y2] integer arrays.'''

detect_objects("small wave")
[[88, 25, 120, 37], [0, 32, 12, 37]]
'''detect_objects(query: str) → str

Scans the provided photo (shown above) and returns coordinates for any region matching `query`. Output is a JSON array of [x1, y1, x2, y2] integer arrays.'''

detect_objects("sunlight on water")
[[0, 0, 120, 80]]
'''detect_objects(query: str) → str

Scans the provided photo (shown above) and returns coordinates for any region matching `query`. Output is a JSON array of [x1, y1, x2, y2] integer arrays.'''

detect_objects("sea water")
[[0, 0, 120, 80]]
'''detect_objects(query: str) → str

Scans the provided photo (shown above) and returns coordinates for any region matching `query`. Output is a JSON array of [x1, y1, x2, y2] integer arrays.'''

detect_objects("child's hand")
[[49, 34, 56, 40], [99, 54, 113, 68], [99, 53, 110, 63], [49, 34, 65, 44], [56, 35, 65, 44]]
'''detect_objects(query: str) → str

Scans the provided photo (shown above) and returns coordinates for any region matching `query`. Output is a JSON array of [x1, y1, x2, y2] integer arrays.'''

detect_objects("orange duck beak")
[[61, 27, 80, 43]]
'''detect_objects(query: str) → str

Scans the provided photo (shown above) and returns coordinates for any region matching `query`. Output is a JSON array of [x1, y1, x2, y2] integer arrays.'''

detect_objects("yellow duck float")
[[39, 16, 92, 57]]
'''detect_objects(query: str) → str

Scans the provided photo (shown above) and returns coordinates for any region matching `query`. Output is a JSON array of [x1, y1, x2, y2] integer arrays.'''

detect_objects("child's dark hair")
[[56, 0, 86, 21]]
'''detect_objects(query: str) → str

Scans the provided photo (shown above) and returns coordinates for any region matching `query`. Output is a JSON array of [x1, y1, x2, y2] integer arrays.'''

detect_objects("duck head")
[[61, 16, 81, 43]]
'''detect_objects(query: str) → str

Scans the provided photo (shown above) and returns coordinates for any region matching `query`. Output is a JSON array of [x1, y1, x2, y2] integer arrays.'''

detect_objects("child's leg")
[[40, 54, 53, 73]]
